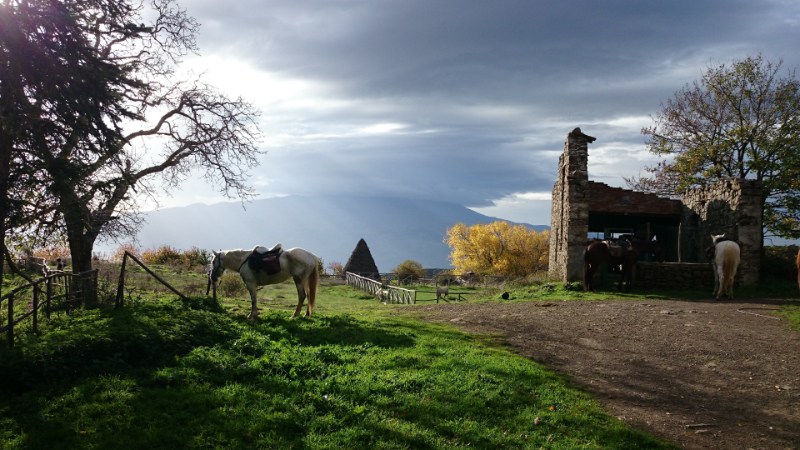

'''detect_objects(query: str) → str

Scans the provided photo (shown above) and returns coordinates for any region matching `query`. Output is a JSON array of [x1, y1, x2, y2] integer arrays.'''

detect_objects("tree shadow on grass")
[[0, 299, 416, 395], [246, 311, 417, 349]]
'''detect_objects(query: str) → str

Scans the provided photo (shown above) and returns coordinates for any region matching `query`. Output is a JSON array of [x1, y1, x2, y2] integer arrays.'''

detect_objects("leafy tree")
[[6, 0, 262, 274], [444, 221, 549, 277], [391, 260, 426, 283], [625, 55, 800, 239], [0, 0, 138, 286]]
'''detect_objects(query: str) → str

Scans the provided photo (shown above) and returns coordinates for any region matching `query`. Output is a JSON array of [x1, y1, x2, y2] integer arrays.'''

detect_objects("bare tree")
[[10, 0, 263, 273]]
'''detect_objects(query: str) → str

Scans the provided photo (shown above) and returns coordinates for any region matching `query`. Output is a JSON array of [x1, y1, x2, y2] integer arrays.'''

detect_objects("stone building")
[[548, 128, 762, 287]]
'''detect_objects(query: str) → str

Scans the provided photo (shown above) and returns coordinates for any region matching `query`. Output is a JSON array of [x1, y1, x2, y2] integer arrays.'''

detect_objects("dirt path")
[[409, 299, 800, 450]]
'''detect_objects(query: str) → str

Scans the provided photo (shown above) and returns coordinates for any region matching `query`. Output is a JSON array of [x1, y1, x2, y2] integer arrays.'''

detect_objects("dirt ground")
[[408, 298, 800, 450]]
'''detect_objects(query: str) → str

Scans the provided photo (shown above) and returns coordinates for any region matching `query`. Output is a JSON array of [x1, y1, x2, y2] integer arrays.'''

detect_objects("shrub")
[[326, 261, 344, 276], [217, 272, 248, 298], [113, 243, 142, 262], [141, 245, 183, 266], [392, 260, 427, 284], [181, 247, 211, 267]]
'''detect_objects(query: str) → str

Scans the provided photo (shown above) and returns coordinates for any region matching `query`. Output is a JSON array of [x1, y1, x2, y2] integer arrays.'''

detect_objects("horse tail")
[[307, 262, 319, 315], [722, 245, 736, 294]]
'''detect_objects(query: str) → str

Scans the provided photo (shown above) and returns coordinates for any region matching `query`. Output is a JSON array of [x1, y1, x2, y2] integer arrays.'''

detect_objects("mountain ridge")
[[124, 195, 549, 270]]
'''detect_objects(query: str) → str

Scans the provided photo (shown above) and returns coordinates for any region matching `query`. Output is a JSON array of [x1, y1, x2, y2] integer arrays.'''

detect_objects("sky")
[[148, 0, 800, 227]]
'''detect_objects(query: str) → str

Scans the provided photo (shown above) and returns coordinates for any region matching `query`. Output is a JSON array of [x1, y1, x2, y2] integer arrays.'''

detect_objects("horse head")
[[209, 250, 225, 282], [711, 234, 728, 245]]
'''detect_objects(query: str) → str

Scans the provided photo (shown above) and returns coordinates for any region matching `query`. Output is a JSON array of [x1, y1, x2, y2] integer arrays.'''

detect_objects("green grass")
[[779, 304, 800, 330], [0, 281, 678, 449]]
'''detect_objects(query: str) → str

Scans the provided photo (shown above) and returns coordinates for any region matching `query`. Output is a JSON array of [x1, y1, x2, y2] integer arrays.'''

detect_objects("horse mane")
[[216, 249, 251, 271]]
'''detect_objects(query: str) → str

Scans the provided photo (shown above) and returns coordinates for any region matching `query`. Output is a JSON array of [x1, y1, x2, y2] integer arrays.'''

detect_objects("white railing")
[[345, 272, 416, 304], [385, 285, 415, 304], [346, 272, 382, 297]]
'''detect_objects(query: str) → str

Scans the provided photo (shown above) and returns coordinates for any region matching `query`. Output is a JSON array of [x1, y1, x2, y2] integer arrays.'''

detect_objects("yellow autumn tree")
[[444, 221, 549, 277]]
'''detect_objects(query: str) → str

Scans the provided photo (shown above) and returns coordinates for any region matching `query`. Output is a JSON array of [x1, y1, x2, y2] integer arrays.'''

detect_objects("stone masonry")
[[549, 128, 594, 283], [548, 128, 763, 287], [680, 178, 762, 285]]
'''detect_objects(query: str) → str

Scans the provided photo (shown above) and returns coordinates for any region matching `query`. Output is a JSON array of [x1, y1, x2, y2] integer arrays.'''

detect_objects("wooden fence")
[[116, 251, 186, 308], [0, 269, 98, 347], [345, 272, 416, 304]]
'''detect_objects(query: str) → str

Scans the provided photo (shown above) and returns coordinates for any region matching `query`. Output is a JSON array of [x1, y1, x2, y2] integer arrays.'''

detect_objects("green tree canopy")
[[626, 55, 800, 239], [391, 260, 427, 283]]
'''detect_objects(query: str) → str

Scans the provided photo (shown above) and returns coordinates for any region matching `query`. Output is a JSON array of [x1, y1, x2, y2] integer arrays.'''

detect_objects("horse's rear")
[[714, 241, 740, 299], [281, 247, 319, 318]]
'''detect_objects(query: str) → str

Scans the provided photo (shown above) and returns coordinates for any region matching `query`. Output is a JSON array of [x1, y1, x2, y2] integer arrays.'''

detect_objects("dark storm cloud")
[[178, 0, 800, 214]]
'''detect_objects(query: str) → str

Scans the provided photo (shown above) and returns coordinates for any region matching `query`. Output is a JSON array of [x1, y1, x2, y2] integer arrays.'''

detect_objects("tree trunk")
[[0, 135, 10, 294], [57, 188, 98, 275]]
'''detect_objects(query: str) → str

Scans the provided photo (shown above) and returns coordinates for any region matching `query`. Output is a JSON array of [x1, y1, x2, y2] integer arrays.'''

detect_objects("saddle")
[[603, 238, 631, 258], [246, 244, 283, 275]]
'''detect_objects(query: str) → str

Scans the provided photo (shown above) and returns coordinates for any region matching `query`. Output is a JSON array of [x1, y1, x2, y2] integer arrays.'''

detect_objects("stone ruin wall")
[[548, 129, 593, 283], [636, 262, 715, 289], [679, 178, 762, 286], [548, 127, 763, 287]]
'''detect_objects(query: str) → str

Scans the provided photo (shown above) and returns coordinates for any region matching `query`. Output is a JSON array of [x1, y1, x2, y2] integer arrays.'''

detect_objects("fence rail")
[[116, 251, 186, 308], [1, 269, 98, 347], [345, 272, 416, 304]]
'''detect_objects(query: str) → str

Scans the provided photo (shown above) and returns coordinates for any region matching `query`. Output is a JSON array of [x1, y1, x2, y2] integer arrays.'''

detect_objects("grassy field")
[[2, 264, 797, 450], [0, 268, 684, 450]]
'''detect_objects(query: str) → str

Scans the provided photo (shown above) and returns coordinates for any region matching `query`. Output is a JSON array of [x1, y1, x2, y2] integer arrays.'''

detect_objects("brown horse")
[[583, 240, 639, 292]]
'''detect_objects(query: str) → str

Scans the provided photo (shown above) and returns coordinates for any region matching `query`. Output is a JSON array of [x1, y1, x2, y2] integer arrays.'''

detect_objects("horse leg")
[[246, 282, 259, 320], [715, 266, 725, 300], [585, 264, 597, 292], [291, 278, 307, 318], [711, 263, 719, 297]]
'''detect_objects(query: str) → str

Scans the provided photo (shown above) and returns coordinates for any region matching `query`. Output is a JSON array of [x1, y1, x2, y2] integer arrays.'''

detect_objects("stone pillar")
[[549, 128, 595, 284], [736, 180, 762, 286]]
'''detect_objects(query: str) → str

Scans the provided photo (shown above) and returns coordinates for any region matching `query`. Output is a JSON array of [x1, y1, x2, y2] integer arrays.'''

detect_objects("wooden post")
[[46, 277, 52, 319], [116, 253, 127, 309], [32, 285, 39, 334], [92, 270, 98, 305], [65, 273, 71, 315], [7, 292, 13, 348]]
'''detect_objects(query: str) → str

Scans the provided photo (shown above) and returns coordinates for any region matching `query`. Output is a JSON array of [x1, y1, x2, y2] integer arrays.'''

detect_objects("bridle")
[[210, 252, 225, 282]]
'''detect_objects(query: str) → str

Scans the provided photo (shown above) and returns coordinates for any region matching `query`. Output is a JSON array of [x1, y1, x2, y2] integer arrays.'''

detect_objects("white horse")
[[710, 234, 740, 300], [210, 245, 319, 319]]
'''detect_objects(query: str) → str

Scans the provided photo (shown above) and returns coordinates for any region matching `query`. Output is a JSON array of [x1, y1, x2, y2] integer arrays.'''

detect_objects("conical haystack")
[[343, 238, 380, 280]]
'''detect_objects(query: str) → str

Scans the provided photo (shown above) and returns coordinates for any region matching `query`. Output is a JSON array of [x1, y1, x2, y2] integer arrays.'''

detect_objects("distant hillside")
[[125, 196, 549, 270]]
